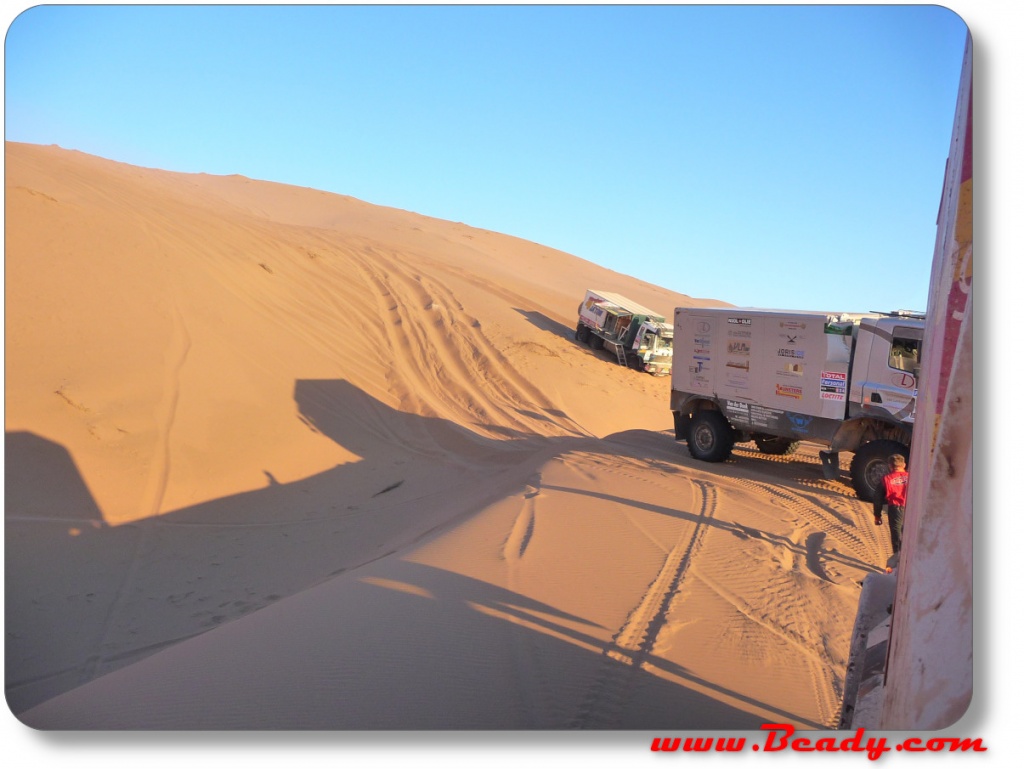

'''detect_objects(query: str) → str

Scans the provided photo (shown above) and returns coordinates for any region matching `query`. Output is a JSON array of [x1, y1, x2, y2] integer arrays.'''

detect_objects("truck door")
[[851, 321, 922, 423]]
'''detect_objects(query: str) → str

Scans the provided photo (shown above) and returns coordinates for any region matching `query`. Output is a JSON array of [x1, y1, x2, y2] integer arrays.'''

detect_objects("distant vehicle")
[[574, 290, 674, 376], [670, 306, 925, 500]]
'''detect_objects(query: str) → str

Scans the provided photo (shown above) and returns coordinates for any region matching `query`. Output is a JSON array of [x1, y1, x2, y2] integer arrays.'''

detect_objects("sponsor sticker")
[[749, 404, 784, 428], [787, 413, 813, 433], [776, 384, 803, 399], [890, 372, 917, 389], [690, 372, 711, 389], [820, 370, 848, 400], [726, 400, 750, 417], [726, 371, 750, 388]]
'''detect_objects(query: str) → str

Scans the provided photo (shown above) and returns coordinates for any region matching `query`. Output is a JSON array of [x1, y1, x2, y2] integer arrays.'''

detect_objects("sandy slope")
[[5, 142, 890, 728]]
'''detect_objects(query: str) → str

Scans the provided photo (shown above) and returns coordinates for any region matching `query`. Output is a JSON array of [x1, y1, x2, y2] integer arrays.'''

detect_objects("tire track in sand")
[[83, 304, 191, 686], [688, 566, 840, 728], [690, 479, 865, 728], [568, 479, 717, 728], [502, 482, 539, 563], [727, 477, 888, 570], [140, 303, 192, 519], [349, 246, 587, 441]]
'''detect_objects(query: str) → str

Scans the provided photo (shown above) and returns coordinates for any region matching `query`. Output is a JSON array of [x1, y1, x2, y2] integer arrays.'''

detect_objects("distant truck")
[[670, 307, 924, 500], [574, 290, 674, 375]]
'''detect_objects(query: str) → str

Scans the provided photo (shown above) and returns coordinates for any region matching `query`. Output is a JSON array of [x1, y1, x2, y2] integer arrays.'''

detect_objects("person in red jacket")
[[872, 454, 909, 556]]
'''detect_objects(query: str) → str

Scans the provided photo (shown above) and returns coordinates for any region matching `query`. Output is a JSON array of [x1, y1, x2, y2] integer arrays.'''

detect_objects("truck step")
[[614, 344, 628, 366]]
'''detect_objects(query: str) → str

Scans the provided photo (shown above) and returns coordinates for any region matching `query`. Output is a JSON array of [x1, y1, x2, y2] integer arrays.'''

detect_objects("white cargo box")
[[673, 307, 872, 421], [579, 290, 665, 329]]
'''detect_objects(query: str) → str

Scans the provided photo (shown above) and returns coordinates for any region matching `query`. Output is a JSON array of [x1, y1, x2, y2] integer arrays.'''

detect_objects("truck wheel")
[[850, 440, 908, 501], [687, 411, 735, 462], [575, 324, 590, 343], [589, 333, 604, 350], [753, 435, 800, 456]]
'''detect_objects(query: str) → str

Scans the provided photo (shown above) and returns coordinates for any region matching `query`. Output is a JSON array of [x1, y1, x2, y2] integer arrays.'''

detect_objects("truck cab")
[[848, 315, 923, 426], [632, 319, 673, 375]]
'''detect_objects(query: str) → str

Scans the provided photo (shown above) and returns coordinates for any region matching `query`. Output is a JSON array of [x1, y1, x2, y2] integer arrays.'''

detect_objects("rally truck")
[[670, 307, 925, 500], [574, 290, 674, 375]]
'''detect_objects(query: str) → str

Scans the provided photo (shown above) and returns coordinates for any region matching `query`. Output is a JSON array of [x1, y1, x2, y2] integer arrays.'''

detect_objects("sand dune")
[[5, 142, 888, 728]]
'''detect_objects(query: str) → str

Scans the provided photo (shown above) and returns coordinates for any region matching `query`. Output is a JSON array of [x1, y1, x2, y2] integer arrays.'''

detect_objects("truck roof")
[[676, 306, 920, 324], [588, 291, 665, 320], [680, 306, 873, 319]]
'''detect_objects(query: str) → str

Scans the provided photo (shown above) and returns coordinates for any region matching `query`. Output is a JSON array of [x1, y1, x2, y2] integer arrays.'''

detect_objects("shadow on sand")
[[7, 379, 846, 728], [513, 307, 576, 342]]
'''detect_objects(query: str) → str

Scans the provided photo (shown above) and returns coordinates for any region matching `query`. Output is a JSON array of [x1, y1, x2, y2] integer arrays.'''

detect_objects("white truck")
[[574, 290, 674, 376], [670, 307, 924, 500]]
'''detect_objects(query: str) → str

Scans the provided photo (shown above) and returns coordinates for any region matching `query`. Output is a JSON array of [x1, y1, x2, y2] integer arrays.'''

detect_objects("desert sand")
[[5, 141, 893, 729]]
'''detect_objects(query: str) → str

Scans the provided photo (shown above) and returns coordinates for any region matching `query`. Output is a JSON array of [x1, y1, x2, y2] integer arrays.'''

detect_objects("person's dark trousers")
[[888, 504, 905, 554]]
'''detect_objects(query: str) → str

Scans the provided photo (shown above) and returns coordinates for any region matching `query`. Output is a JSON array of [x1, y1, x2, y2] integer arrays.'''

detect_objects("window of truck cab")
[[888, 326, 923, 373]]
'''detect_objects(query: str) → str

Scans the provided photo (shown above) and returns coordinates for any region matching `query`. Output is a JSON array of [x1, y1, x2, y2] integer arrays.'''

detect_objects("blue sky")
[[5, 4, 968, 313]]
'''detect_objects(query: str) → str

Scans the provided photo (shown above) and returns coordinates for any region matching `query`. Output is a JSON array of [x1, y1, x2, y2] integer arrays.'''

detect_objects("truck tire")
[[753, 435, 800, 456], [687, 410, 735, 462], [575, 324, 590, 343], [589, 333, 604, 350], [850, 440, 908, 501]]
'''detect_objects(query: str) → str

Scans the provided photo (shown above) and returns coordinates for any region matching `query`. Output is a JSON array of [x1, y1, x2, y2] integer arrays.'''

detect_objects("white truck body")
[[671, 306, 925, 499]]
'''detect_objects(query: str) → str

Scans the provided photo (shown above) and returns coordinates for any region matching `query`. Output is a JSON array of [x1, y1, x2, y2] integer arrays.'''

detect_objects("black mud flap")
[[672, 411, 690, 441], [820, 450, 841, 480]]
